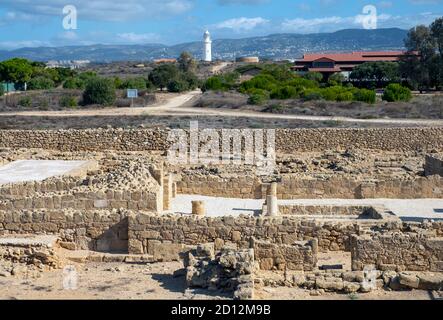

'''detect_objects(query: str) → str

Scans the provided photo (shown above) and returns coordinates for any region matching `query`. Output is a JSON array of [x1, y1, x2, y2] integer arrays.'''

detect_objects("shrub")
[[382, 84, 412, 102], [336, 91, 354, 102], [302, 89, 323, 101], [202, 77, 224, 92], [270, 86, 298, 99], [83, 78, 116, 106], [353, 88, 376, 104], [265, 104, 284, 112], [247, 89, 269, 105], [0, 84, 4, 96], [167, 79, 189, 93], [18, 96, 32, 107], [28, 76, 55, 90], [240, 74, 277, 93], [60, 96, 77, 108]]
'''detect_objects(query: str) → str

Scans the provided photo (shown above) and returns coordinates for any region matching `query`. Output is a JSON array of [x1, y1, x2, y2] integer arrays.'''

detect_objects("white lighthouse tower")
[[203, 30, 212, 62]]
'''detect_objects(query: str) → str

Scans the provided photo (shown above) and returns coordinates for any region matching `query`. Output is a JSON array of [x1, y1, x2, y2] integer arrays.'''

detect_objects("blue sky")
[[0, 0, 442, 50]]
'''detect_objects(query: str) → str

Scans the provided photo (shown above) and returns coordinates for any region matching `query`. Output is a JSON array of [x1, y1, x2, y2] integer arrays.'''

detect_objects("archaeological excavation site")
[[0, 127, 443, 300]]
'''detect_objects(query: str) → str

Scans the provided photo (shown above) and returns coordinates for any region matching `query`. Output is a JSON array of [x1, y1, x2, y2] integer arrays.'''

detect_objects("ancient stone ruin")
[[0, 127, 442, 299]]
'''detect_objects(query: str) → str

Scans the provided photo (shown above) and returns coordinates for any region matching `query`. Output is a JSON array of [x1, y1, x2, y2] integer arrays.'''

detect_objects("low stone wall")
[[177, 174, 443, 200], [350, 233, 443, 272], [278, 205, 369, 216], [425, 154, 443, 177], [0, 210, 129, 252], [0, 177, 82, 199], [0, 188, 161, 212], [1, 127, 443, 153], [176, 175, 261, 199], [127, 214, 382, 255], [253, 238, 317, 271], [279, 176, 443, 199]]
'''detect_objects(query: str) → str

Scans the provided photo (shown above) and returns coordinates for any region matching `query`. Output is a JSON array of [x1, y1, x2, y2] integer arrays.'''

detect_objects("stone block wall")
[[0, 188, 161, 213], [1, 127, 443, 153], [0, 177, 82, 199], [176, 175, 262, 199], [425, 154, 443, 177], [278, 205, 369, 216], [0, 210, 129, 252], [350, 233, 443, 272], [176, 174, 443, 200], [279, 176, 443, 199], [252, 238, 317, 271], [127, 214, 378, 255]]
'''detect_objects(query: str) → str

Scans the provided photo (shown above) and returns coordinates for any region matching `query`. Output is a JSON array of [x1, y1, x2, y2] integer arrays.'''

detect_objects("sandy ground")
[[171, 195, 443, 221], [0, 260, 437, 300], [0, 261, 229, 300]]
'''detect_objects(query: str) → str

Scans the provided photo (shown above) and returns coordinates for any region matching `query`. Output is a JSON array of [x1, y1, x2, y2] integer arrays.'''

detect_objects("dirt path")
[[0, 91, 201, 117], [2, 89, 443, 127], [148, 106, 443, 126]]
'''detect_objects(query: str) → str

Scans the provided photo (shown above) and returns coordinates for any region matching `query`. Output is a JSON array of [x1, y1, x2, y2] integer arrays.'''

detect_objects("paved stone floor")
[[0, 160, 91, 184], [172, 195, 443, 221]]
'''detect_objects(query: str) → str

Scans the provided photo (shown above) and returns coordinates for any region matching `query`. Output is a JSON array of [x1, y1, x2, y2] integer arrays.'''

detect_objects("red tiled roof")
[[297, 51, 409, 63]]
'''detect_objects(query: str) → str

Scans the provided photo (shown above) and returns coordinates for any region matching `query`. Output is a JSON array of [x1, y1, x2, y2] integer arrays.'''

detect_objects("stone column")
[[172, 182, 177, 198], [163, 173, 173, 210], [192, 201, 206, 216], [266, 195, 278, 216]]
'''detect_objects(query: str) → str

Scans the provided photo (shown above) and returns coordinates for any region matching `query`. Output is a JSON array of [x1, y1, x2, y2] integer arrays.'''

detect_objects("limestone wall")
[[0, 188, 161, 212], [0, 177, 82, 199], [177, 175, 262, 199], [127, 214, 379, 255], [1, 127, 443, 152], [0, 210, 129, 252], [350, 233, 443, 272], [253, 238, 317, 271], [177, 174, 443, 200]]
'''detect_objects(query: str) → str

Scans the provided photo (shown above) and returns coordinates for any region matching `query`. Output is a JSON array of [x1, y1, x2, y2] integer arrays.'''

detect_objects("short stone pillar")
[[192, 201, 206, 216], [266, 195, 278, 216], [172, 182, 177, 198], [270, 182, 277, 196]]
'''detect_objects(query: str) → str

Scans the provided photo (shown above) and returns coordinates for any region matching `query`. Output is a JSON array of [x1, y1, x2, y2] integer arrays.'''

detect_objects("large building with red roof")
[[293, 51, 414, 79]]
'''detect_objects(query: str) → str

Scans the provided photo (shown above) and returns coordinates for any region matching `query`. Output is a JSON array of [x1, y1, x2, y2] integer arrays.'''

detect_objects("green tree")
[[0, 58, 34, 86], [120, 77, 148, 90], [167, 79, 189, 93], [83, 78, 116, 106], [431, 17, 443, 58], [63, 77, 86, 89], [149, 64, 179, 91], [178, 52, 197, 73], [303, 72, 323, 83], [350, 62, 400, 87], [401, 25, 435, 91], [28, 76, 55, 90], [328, 73, 345, 86], [0, 84, 4, 96]]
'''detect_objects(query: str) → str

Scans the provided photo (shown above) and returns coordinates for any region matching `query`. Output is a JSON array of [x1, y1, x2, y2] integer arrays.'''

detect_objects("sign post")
[[127, 89, 138, 107]]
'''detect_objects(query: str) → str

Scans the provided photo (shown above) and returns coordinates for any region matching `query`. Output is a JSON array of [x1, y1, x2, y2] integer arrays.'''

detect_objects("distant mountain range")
[[0, 28, 408, 62]]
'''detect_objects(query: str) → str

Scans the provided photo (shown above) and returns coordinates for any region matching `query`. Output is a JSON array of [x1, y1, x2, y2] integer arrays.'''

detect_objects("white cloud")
[[0, 0, 194, 22], [281, 12, 440, 33], [213, 17, 269, 31]]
